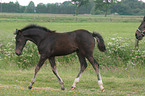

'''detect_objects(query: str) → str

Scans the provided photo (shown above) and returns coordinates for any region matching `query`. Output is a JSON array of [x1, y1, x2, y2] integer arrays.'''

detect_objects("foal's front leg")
[[28, 55, 47, 89], [49, 57, 65, 90]]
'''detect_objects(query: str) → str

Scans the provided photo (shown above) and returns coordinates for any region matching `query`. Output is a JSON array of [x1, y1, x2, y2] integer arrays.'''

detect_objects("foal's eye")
[[16, 39, 21, 43], [16, 40, 19, 43]]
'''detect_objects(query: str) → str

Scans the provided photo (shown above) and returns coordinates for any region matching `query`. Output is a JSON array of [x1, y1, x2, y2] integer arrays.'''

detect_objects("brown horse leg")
[[72, 53, 87, 89], [87, 56, 105, 92], [49, 57, 65, 90], [28, 55, 47, 89]]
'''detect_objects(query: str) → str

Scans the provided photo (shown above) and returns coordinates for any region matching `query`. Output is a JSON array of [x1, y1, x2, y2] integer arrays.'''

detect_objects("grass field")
[[0, 13, 145, 95], [0, 67, 145, 96]]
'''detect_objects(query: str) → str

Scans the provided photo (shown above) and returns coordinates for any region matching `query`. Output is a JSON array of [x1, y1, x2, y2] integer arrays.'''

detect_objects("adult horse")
[[15, 24, 106, 92], [135, 16, 145, 48]]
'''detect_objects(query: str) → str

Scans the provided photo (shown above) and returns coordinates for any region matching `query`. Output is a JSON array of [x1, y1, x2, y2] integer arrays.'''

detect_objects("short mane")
[[21, 24, 55, 33]]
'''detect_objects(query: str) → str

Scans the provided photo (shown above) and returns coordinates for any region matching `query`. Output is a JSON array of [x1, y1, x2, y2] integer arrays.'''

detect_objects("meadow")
[[0, 13, 145, 96]]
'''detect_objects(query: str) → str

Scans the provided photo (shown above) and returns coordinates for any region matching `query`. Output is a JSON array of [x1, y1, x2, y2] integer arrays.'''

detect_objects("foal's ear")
[[15, 29, 22, 35], [16, 29, 18, 32]]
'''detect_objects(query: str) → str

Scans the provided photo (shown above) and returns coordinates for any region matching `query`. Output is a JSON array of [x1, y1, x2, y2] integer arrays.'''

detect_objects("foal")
[[15, 24, 106, 91]]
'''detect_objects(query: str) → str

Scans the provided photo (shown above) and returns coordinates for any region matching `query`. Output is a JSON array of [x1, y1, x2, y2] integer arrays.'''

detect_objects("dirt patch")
[[0, 84, 60, 91], [33, 87, 60, 91]]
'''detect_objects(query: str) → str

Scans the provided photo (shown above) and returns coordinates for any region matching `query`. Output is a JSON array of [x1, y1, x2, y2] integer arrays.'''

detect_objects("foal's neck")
[[24, 30, 49, 46]]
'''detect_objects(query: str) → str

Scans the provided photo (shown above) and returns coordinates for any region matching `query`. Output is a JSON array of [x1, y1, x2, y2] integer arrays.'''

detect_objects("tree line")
[[0, 0, 145, 15]]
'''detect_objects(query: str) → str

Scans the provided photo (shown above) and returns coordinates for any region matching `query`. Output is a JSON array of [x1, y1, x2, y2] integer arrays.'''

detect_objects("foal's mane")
[[16, 24, 55, 34]]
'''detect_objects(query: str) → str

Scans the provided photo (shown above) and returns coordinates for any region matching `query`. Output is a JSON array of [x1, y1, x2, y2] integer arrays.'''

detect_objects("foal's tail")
[[92, 32, 106, 52]]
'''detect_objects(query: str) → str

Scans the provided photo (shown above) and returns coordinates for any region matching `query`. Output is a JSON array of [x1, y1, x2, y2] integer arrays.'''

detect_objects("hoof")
[[61, 87, 65, 90], [28, 86, 32, 89], [102, 89, 105, 92]]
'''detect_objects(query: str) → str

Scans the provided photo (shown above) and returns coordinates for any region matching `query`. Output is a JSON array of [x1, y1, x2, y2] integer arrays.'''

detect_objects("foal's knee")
[[82, 64, 87, 72], [84, 63, 88, 68]]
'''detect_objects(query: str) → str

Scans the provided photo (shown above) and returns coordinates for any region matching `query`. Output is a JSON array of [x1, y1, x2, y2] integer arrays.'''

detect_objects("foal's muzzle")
[[15, 50, 22, 56], [135, 33, 143, 40], [136, 35, 143, 40]]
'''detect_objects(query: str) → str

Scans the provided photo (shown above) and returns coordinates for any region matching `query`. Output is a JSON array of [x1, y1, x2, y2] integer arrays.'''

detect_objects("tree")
[[60, 1, 75, 14], [0, 0, 145, 15], [46, 3, 61, 14], [0, 2, 21, 13], [19, 6, 26, 13], [36, 3, 47, 13], [71, 0, 89, 15], [15, 1, 20, 13], [110, 0, 145, 15], [25, 1, 35, 13], [94, 0, 119, 17]]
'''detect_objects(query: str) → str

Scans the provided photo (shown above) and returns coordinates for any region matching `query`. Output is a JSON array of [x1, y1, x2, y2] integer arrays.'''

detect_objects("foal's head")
[[15, 29, 26, 56], [135, 16, 145, 40]]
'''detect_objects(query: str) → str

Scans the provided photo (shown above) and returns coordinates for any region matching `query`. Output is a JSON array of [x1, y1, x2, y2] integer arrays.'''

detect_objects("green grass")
[[0, 13, 145, 95], [0, 66, 145, 96]]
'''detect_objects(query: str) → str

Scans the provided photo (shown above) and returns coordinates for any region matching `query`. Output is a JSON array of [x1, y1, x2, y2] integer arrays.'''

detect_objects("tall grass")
[[0, 13, 143, 23], [0, 25, 145, 69]]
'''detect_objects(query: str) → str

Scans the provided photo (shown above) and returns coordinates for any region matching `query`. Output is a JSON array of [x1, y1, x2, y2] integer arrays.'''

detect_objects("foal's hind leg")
[[49, 57, 65, 90], [87, 56, 105, 92], [28, 55, 47, 89], [72, 53, 87, 89]]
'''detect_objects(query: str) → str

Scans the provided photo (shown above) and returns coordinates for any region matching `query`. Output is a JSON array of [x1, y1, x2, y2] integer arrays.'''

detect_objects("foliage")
[[94, 0, 119, 16], [36, 3, 47, 13], [71, 0, 89, 15], [0, 2, 21, 13], [24, 1, 35, 13], [111, 0, 145, 15], [105, 37, 145, 67], [0, 0, 145, 15]]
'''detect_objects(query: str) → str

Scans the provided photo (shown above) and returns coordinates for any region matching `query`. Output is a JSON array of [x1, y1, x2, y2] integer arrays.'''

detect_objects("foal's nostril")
[[15, 50, 21, 56], [137, 35, 143, 40], [138, 35, 142, 38], [16, 52, 20, 56], [16, 52, 19, 56]]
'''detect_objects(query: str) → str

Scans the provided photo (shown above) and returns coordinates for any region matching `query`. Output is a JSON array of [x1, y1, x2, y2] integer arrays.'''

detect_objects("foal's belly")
[[51, 45, 78, 56], [51, 49, 76, 56]]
